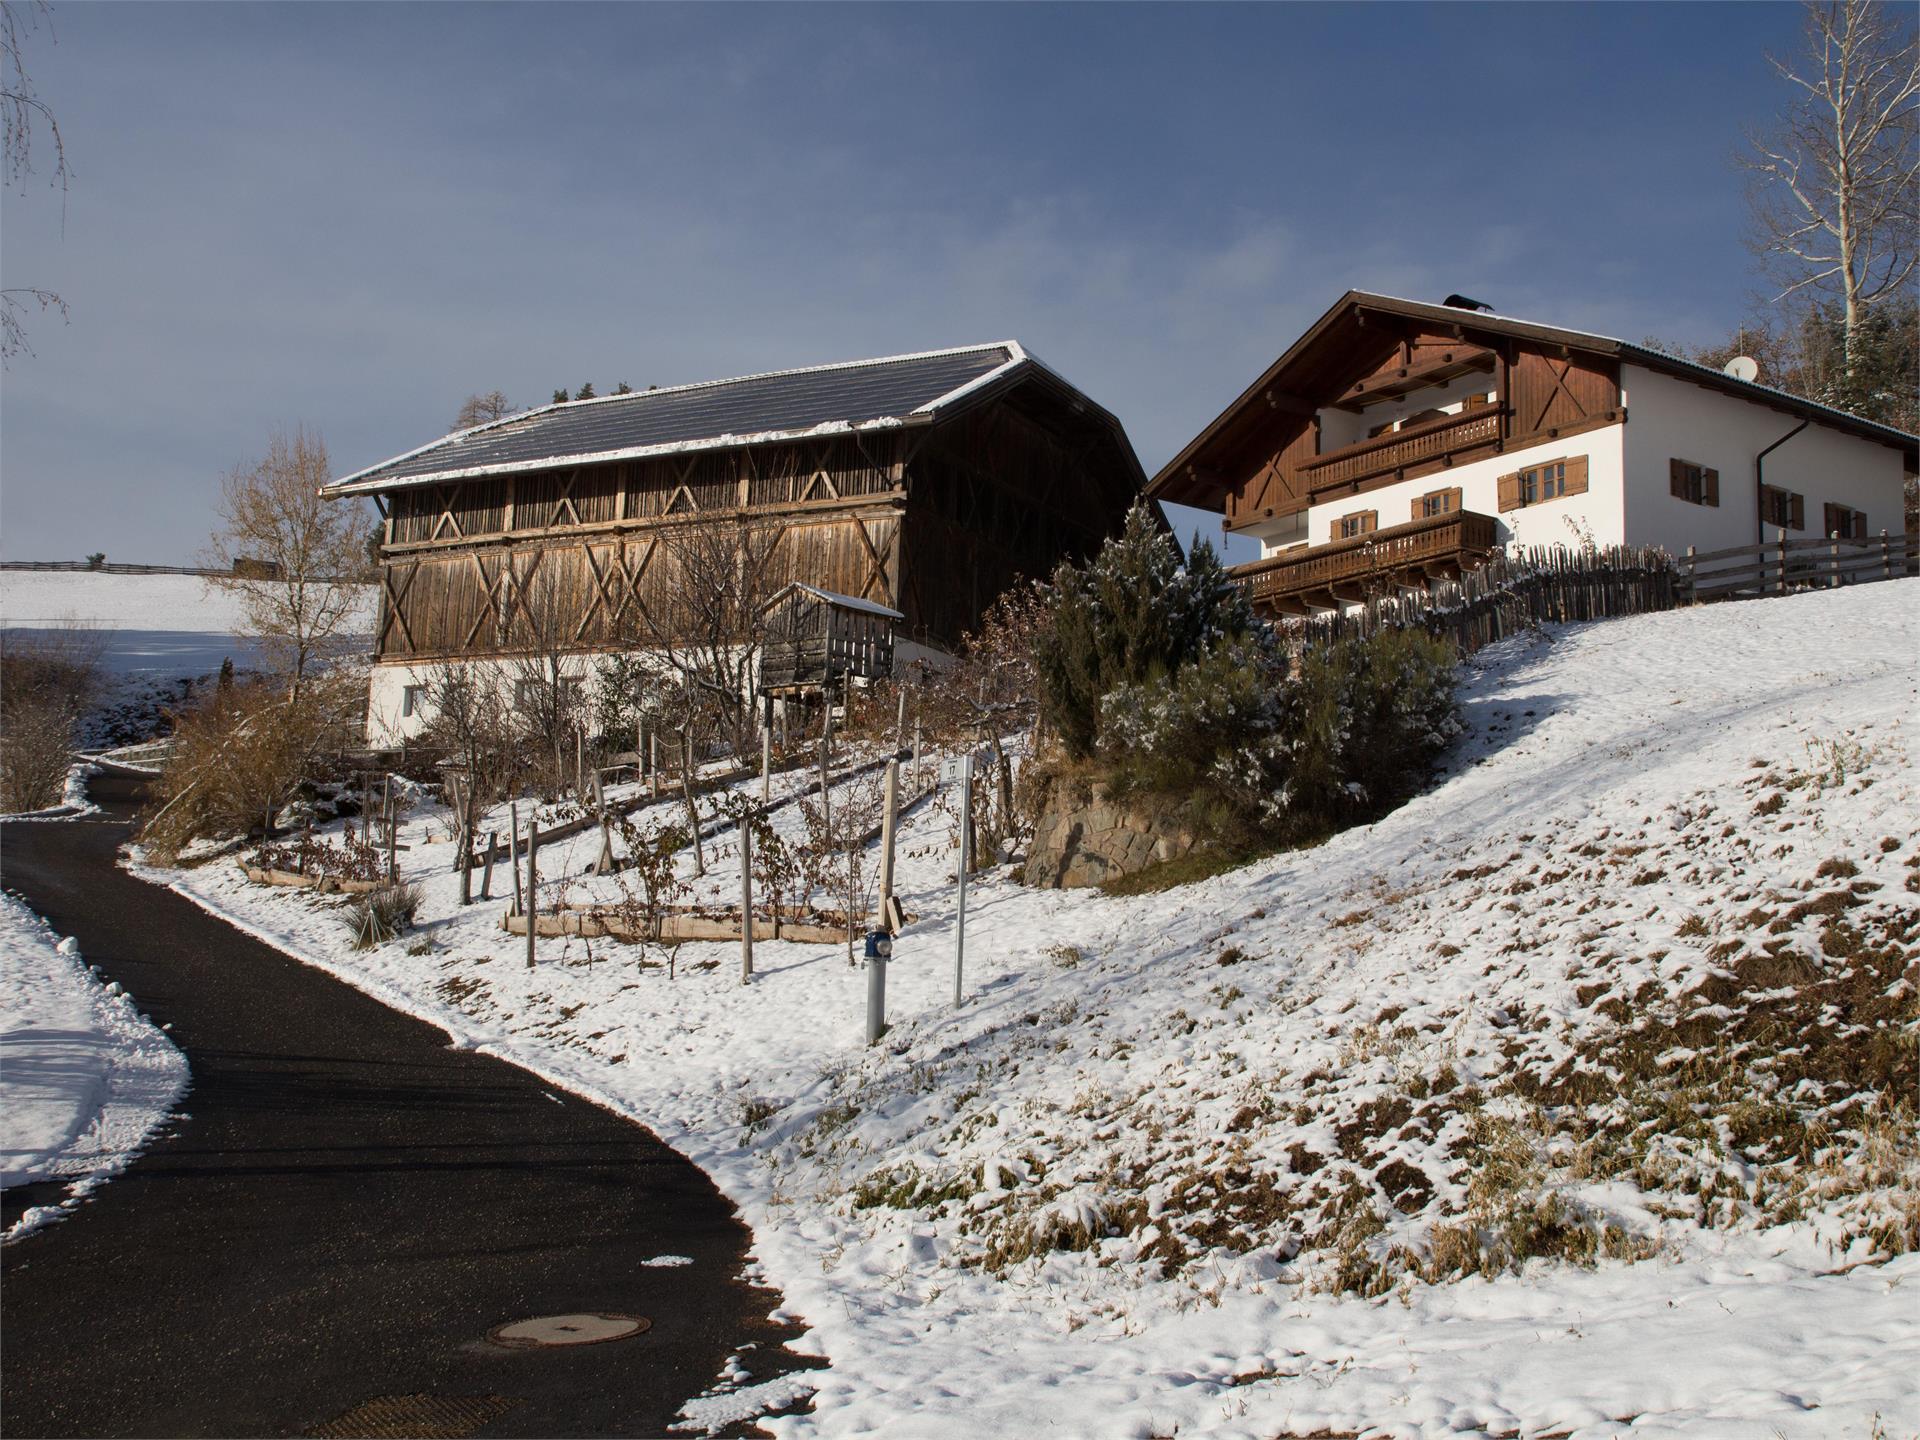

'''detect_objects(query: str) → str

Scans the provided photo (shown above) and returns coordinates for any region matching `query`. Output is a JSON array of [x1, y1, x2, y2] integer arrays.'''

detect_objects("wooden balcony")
[[1301, 406, 1505, 496], [1235, 509, 1500, 616]]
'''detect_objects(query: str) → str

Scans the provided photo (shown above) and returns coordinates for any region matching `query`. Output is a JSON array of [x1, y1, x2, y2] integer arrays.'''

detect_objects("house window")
[[1498, 455, 1589, 513], [1521, 461, 1567, 505], [1823, 503, 1868, 541], [401, 684, 427, 718], [1761, 485, 1805, 531], [1415, 487, 1462, 520], [514, 678, 542, 710], [1333, 510, 1378, 541], [1669, 458, 1719, 506]]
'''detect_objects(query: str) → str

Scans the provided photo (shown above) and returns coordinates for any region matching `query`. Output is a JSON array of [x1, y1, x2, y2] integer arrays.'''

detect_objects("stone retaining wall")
[[1022, 777, 1199, 889]]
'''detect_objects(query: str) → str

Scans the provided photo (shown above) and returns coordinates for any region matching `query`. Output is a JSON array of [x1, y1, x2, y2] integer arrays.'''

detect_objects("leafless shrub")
[[138, 670, 360, 860], [0, 624, 102, 811]]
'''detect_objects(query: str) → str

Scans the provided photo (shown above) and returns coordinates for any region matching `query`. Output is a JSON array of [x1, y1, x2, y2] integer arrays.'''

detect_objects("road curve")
[[1, 767, 809, 1438]]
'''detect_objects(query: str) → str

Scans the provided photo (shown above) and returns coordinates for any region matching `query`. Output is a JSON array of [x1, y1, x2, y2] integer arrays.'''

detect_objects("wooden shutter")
[[1498, 471, 1523, 512], [1670, 458, 1687, 499], [1789, 492, 1805, 530], [1562, 455, 1589, 497], [1824, 502, 1838, 537], [1702, 467, 1719, 507], [1358, 510, 1377, 535]]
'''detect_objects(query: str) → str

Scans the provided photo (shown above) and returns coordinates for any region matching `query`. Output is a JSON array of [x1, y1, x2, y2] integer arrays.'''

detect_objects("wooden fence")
[[1678, 531, 1917, 602], [1282, 544, 1679, 656], [0, 560, 234, 577]]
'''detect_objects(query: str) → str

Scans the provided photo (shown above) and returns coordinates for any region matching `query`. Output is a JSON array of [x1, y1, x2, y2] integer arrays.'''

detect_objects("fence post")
[[481, 831, 495, 902], [1828, 531, 1841, 588], [761, 728, 772, 804], [1776, 535, 1788, 595], [508, 801, 522, 915], [739, 815, 753, 985], [524, 820, 538, 969], [877, 759, 901, 933], [953, 753, 972, 1008], [1882, 529, 1893, 582], [1684, 545, 1696, 604]]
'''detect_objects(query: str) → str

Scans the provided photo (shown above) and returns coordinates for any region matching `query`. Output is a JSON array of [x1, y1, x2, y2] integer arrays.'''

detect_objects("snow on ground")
[[0, 570, 372, 678], [0, 893, 190, 1240], [143, 581, 1920, 1438]]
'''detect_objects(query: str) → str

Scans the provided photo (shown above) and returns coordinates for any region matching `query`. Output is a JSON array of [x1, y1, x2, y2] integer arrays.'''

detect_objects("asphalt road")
[[1, 767, 813, 1439]]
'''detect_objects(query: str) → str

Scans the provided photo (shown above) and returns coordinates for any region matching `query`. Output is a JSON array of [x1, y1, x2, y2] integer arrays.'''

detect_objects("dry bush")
[[0, 626, 103, 811], [139, 671, 361, 859]]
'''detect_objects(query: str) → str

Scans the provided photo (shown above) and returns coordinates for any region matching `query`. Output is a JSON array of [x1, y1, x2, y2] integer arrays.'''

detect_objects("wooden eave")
[[1147, 291, 1919, 510]]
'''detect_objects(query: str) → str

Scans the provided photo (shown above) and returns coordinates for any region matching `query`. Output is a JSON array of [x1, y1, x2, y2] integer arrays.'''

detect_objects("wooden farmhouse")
[[321, 343, 1145, 744], [1148, 292, 1918, 616]]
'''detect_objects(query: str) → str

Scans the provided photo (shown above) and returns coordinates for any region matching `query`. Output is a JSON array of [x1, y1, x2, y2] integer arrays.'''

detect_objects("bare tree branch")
[[1742, 1, 1920, 379]]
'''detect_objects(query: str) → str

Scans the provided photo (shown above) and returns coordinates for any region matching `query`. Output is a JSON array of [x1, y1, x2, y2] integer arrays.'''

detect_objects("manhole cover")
[[306, 1394, 519, 1439], [486, 1312, 651, 1349]]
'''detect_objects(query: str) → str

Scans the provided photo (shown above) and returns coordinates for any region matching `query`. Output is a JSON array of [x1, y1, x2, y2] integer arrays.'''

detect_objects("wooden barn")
[[322, 343, 1145, 743]]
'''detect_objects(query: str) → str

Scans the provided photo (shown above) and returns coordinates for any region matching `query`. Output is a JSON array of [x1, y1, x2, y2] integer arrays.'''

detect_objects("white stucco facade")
[[1261, 366, 1910, 564], [1618, 364, 1910, 554]]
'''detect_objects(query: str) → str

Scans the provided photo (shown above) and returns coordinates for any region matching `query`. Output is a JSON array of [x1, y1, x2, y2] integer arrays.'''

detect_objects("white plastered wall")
[[366, 636, 956, 749], [1620, 364, 1912, 554], [1293, 425, 1628, 555]]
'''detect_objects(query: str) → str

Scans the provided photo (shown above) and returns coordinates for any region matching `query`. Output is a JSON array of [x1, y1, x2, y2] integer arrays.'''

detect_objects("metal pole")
[[739, 815, 754, 984], [953, 753, 971, 1008], [866, 942, 887, 1046], [524, 819, 538, 969]]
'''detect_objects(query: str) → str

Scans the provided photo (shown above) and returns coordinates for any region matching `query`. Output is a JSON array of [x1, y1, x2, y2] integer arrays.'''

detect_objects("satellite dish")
[[1724, 355, 1760, 383]]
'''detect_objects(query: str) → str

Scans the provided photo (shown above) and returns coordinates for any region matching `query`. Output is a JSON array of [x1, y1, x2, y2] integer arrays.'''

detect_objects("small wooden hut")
[[758, 583, 903, 698]]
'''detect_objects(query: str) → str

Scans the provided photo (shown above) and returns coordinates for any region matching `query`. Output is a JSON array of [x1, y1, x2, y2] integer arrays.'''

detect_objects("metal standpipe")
[[863, 928, 892, 1045]]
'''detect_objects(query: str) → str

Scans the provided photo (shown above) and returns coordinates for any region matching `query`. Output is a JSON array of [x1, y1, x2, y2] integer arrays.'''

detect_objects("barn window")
[[401, 684, 426, 718], [1761, 485, 1805, 531], [1823, 503, 1868, 540], [1669, 459, 1719, 506], [1333, 511, 1378, 541]]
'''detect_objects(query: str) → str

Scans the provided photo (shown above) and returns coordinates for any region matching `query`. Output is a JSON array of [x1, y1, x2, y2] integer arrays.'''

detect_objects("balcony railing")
[[1301, 406, 1505, 494], [1235, 509, 1500, 614]]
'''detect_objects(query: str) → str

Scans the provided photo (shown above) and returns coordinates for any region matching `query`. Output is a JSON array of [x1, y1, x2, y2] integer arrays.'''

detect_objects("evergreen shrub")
[[1029, 503, 1461, 856]]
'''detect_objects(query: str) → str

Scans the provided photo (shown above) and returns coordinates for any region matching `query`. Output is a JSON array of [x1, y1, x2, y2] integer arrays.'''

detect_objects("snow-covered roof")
[[760, 582, 904, 621], [323, 343, 1034, 497]]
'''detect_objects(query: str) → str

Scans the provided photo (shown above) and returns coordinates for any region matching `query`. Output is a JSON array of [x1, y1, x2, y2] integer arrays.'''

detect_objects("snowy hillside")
[[143, 581, 1919, 1439], [0, 570, 374, 678]]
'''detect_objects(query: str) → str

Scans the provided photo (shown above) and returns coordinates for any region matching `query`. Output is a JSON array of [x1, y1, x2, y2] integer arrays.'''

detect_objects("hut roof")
[[760, 582, 904, 621], [325, 342, 1041, 497]]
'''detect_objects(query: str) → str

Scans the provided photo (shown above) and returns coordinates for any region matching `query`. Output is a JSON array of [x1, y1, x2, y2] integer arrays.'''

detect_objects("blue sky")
[[2, 1, 1810, 565]]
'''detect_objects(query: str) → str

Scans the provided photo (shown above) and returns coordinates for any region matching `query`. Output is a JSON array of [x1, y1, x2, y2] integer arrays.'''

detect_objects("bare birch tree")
[[206, 427, 372, 702], [2, 0, 68, 363], [1744, 0, 1920, 382]]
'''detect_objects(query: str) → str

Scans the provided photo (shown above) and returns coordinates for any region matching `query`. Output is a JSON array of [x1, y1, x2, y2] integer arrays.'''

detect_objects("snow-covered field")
[[0, 569, 374, 678], [140, 582, 1919, 1439], [0, 893, 190, 1239]]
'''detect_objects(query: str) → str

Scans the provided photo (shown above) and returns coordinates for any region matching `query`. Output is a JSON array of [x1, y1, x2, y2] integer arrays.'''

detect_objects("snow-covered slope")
[[144, 581, 1919, 1439], [0, 894, 190, 1238]]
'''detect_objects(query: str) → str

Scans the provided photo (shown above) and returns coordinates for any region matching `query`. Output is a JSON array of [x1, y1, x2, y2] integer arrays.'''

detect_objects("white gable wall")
[[1294, 425, 1627, 556], [1620, 364, 1910, 553]]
